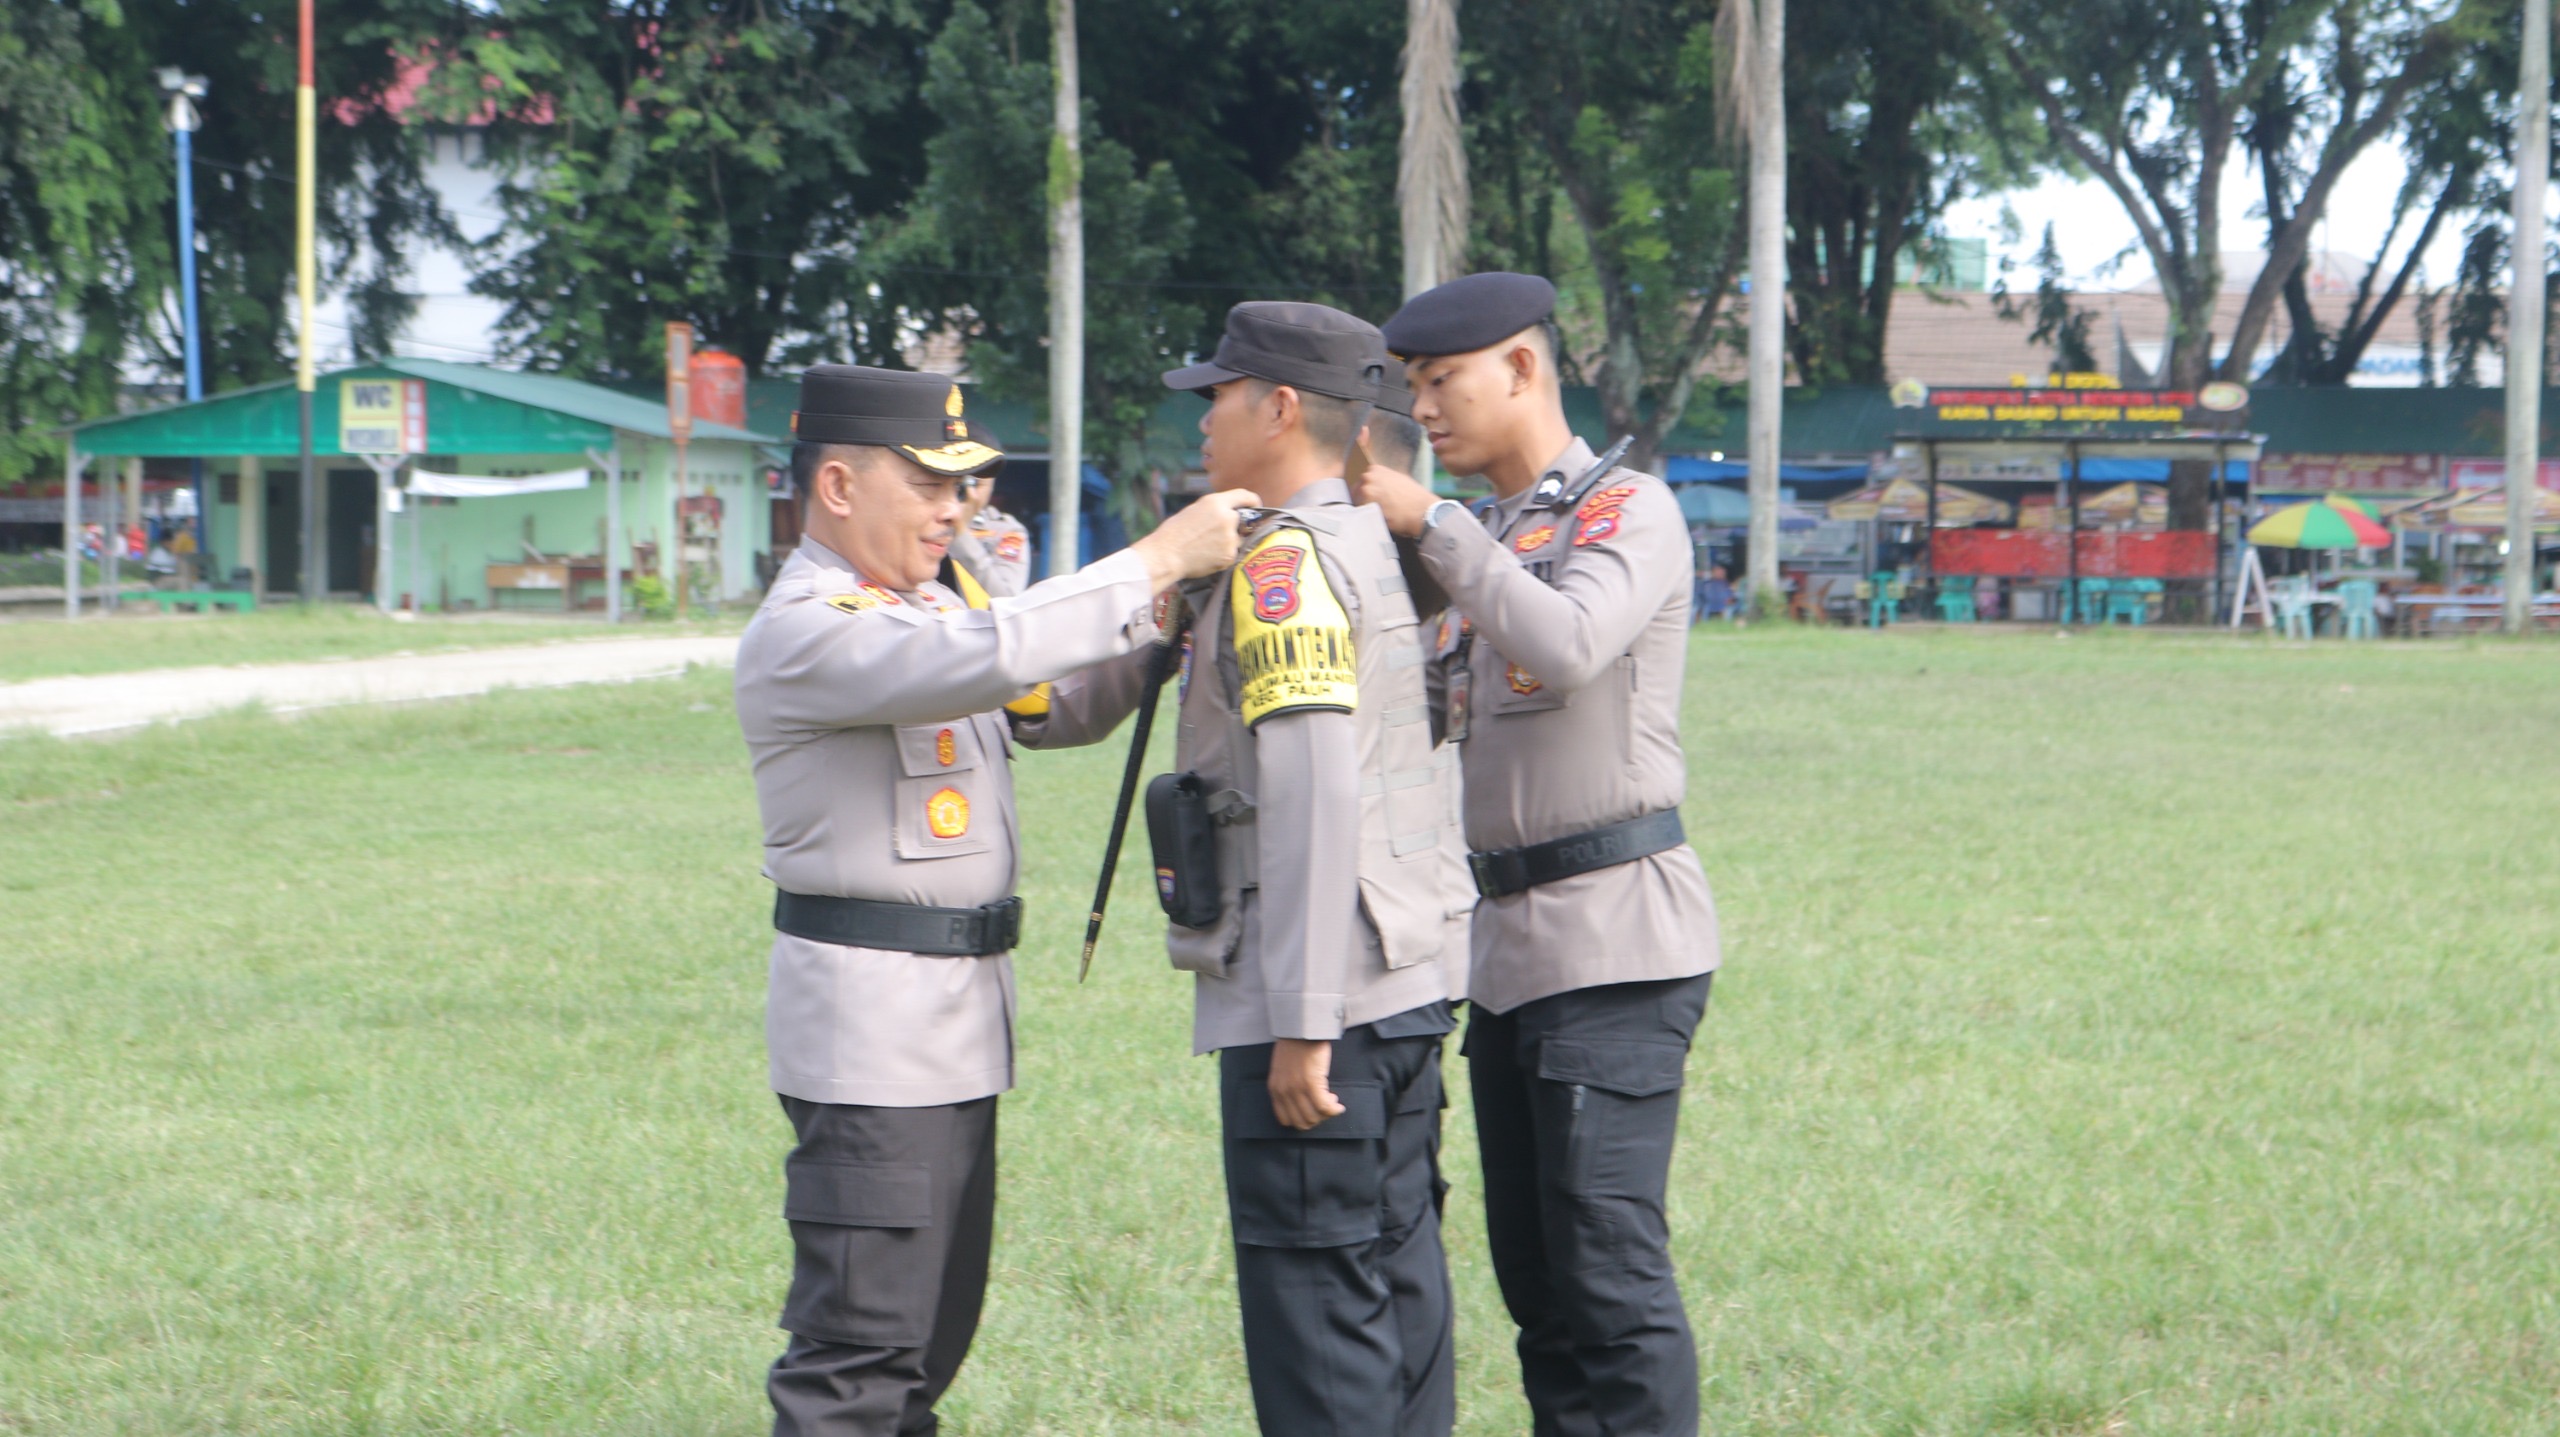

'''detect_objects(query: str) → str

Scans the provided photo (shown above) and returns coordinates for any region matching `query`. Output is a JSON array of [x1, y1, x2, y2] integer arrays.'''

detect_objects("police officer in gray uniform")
[[733, 364, 1259, 1437], [1355, 273, 1721, 1437], [1016, 303, 1475, 1437], [947, 483, 1032, 598]]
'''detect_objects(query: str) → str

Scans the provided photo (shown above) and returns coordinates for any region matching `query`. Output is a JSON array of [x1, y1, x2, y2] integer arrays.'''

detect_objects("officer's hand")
[[1267, 1037, 1345, 1131], [956, 478, 989, 528], [1133, 489, 1263, 590], [1352, 464, 1437, 538]]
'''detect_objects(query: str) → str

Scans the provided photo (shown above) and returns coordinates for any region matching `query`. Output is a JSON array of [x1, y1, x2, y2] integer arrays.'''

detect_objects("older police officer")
[[734, 364, 1258, 1437], [1356, 274, 1721, 1437]]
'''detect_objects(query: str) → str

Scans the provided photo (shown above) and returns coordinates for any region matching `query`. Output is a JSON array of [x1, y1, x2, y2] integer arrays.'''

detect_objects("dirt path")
[[0, 635, 740, 738]]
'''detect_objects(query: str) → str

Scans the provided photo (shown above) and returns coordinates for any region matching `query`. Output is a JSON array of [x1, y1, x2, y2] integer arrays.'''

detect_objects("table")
[[2391, 593, 2560, 636]]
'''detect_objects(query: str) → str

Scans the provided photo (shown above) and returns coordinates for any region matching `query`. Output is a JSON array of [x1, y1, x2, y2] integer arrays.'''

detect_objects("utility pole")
[[295, 0, 321, 603], [2509, 0, 2551, 634], [1047, 0, 1085, 576], [1744, 0, 1787, 616], [159, 67, 209, 584]]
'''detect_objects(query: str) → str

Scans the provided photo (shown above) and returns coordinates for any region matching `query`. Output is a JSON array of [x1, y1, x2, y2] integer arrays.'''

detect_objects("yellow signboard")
[[339, 378, 426, 454]]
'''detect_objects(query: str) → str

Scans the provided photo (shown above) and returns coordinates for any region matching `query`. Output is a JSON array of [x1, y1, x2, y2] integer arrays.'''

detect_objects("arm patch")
[[1231, 528, 1357, 726]]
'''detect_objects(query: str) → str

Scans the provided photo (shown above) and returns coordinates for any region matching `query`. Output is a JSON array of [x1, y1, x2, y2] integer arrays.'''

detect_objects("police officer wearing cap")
[[1016, 303, 1475, 1437], [734, 364, 1259, 1437], [947, 471, 1032, 599], [1353, 273, 1721, 1437]]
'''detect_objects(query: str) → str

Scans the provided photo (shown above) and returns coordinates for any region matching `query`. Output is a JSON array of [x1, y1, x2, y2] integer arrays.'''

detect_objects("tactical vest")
[[1165, 503, 1471, 978]]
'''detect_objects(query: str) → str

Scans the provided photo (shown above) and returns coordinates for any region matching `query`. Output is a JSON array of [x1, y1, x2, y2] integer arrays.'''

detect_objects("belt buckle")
[[1468, 849, 1523, 898]]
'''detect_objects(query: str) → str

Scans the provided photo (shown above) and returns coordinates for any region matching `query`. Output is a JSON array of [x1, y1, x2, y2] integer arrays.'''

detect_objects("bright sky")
[[1945, 140, 2486, 292]]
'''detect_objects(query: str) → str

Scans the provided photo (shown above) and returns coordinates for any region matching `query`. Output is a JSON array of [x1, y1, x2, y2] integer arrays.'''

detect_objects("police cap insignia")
[[1381, 272, 1558, 360]]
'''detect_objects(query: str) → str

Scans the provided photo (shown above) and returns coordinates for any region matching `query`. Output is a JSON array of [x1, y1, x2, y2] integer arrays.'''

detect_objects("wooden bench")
[[140, 590, 258, 614]]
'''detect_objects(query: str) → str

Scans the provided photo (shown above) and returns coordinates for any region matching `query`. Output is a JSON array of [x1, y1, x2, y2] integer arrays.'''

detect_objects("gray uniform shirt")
[[734, 536, 1161, 1106], [1417, 438, 1720, 1014], [949, 505, 1033, 597], [1024, 480, 1464, 1053]]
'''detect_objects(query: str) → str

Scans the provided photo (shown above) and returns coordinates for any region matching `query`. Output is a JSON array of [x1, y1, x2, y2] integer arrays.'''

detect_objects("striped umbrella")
[[2247, 499, 2391, 548]]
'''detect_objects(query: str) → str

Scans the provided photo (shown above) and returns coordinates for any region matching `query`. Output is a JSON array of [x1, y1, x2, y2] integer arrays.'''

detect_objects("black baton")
[[1080, 594, 1193, 981]]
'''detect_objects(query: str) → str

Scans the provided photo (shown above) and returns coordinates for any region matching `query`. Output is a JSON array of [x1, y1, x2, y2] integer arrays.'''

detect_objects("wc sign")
[[339, 378, 427, 455]]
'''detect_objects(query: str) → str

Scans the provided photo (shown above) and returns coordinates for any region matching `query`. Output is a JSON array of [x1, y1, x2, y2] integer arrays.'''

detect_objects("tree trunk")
[[1745, 0, 1786, 615], [1399, 0, 1467, 301], [2508, 0, 2549, 634], [1046, 0, 1084, 576]]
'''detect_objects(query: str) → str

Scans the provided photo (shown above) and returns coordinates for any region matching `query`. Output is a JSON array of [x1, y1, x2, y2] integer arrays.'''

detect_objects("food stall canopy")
[[2389, 486, 2560, 531], [1826, 476, 2012, 525]]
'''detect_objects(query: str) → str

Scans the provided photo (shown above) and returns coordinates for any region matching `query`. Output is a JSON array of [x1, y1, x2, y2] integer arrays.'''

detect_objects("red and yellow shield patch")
[[1240, 543, 1304, 622], [996, 532, 1026, 562], [1574, 485, 1637, 546], [925, 786, 970, 839], [1506, 663, 1543, 696]]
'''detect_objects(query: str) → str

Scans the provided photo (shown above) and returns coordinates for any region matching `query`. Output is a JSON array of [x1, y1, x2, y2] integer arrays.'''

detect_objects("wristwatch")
[[1422, 498, 1463, 533]]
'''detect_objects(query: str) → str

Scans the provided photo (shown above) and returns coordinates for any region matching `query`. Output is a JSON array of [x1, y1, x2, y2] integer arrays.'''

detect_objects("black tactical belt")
[[773, 891, 1024, 956], [1468, 810, 1687, 899]]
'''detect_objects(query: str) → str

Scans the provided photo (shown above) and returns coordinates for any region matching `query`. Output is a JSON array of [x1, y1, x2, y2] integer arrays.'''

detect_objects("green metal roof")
[[67, 358, 777, 457]]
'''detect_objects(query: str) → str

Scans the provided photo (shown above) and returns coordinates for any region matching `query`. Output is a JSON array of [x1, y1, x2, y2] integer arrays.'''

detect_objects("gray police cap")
[[1380, 271, 1557, 359], [1162, 301, 1388, 402]]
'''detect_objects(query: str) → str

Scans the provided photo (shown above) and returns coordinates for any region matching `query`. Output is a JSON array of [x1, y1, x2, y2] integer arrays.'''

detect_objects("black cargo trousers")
[[1218, 1015, 1458, 1437], [766, 1094, 998, 1437], [1466, 971, 1713, 1437]]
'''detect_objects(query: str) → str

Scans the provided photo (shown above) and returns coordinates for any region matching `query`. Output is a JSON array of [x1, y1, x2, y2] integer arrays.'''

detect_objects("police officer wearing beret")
[[1016, 303, 1475, 1437], [733, 365, 1260, 1437], [1353, 273, 1722, 1437]]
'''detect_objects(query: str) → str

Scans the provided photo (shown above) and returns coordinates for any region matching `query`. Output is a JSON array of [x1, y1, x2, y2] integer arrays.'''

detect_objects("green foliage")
[[629, 573, 676, 620], [1467, 0, 1742, 470], [1992, 224, 2097, 374], [873, 1, 1196, 481], [426, 0, 937, 380]]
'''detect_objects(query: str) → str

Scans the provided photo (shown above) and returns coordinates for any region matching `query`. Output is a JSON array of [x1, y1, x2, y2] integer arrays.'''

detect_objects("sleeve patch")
[[1573, 484, 1639, 546], [825, 583, 905, 614], [996, 532, 1026, 562], [1230, 529, 1358, 726]]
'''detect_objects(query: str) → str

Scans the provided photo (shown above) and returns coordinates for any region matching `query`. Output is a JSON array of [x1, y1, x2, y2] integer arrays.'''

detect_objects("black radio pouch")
[[1144, 771, 1224, 930]]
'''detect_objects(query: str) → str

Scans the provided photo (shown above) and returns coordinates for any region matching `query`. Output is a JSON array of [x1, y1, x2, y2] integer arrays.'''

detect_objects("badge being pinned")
[[925, 786, 971, 839], [1574, 485, 1637, 546], [1513, 523, 1557, 554]]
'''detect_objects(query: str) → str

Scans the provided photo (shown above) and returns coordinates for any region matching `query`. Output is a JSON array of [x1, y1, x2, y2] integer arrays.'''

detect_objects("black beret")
[[1163, 301, 1388, 402], [1373, 363, 1415, 419], [1380, 271, 1557, 360], [793, 365, 1004, 477]]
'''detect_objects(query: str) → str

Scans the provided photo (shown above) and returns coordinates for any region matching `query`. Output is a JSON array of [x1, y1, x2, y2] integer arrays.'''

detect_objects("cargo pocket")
[[1535, 1038, 1689, 1201], [778, 1158, 938, 1346], [1220, 1077, 1389, 1248]]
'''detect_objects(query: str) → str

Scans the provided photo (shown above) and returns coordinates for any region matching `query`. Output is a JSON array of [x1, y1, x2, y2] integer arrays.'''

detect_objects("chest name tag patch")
[[925, 786, 971, 839], [1574, 484, 1638, 546], [1231, 528, 1358, 726]]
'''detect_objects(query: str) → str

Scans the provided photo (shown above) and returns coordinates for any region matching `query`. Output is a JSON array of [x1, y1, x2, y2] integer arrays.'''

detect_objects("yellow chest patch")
[[925, 786, 971, 839], [934, 728, 957, 766], [1513, 523, 1557, 553]]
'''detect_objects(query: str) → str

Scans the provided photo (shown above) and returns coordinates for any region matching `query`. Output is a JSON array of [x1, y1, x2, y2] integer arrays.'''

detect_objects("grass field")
[[0, 606, 737, 684], [3, 627, 2556, 1434]]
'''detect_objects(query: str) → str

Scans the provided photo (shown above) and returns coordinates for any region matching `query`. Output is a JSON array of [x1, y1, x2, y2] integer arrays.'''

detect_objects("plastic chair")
[[1934, 575, 1977, 623], [2104, 578, 2153, 626], [2337, 579, 2379, 639], [2271, 576, 2316, 639], [2071, 577, 2110, 624], [1867, 574, 1903, 628]]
